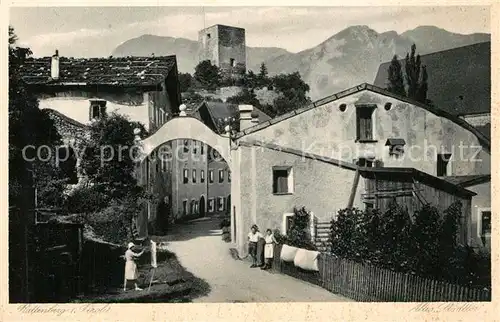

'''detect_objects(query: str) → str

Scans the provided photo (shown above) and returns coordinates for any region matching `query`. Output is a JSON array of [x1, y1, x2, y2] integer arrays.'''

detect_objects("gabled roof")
[[19, 55, 178, 87], [373, 42, 490, 117], [234, 83, 491, 153], [195, 101, 271, 134]]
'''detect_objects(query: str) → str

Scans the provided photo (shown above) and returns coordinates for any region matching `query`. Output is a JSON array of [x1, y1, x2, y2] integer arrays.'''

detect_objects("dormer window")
[[89, 99, 107, 120]]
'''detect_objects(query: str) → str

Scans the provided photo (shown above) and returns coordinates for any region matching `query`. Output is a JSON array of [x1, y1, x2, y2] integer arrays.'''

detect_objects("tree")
[[78, 112, 151, 239], [178, 72, 193, 93], [226, 87, 260, 108], [194, 60, 221, 90], [270, 72, 311, 115], [416, 66, 429, 104], [9, 26, 63, 208], [404, 43, 428, 103], [386, 55, 406, 96], [257, 62, 269, 87]]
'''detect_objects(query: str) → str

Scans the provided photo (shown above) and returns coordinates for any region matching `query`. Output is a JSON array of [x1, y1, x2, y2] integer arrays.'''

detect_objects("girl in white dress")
[[262, 229, 278, 270], [123, 242, 145, 291]]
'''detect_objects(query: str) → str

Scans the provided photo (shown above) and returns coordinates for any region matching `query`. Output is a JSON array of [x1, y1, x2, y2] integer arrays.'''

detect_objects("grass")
[[74, 247, 210, 303]]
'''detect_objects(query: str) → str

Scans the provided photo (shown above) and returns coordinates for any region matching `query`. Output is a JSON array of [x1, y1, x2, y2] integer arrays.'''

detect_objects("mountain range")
[[112, 25, 490, 100]]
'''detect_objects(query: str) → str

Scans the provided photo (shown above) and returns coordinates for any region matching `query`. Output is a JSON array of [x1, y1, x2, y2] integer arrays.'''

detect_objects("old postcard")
[[2, 1, 497, 321]]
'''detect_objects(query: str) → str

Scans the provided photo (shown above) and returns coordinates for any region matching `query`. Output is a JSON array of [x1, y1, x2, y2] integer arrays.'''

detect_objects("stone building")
[[198, 24, 246, 80], [227, 83, 491, 255]]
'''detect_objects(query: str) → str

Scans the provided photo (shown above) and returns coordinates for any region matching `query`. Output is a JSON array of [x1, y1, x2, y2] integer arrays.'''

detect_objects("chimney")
[[238, 105, 254, 131], [51, 49, 59, 80], [251, 110, 259, 124]]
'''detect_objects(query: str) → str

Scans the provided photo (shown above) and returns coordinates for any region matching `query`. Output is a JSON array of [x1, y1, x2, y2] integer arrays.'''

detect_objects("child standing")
[[248, 224, 263, 268], [262, 229, 278, 270]]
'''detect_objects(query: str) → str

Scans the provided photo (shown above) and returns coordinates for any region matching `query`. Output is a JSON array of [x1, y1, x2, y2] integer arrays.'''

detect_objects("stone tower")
[[198, 24, 246, 80]]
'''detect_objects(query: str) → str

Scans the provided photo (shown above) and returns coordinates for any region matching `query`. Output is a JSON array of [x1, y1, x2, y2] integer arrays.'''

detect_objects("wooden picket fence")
[[272, 244, 491, 302]]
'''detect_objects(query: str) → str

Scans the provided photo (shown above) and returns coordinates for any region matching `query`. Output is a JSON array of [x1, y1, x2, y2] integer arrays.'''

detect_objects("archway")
[[199, 195, 206, 217], [139, 116, 232, 170], [136, 115, 234, 238]]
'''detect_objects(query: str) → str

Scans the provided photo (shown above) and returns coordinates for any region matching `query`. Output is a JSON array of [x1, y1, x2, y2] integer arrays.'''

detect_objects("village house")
[[19, 51, 182, 233], [227, 83, 490, 256]]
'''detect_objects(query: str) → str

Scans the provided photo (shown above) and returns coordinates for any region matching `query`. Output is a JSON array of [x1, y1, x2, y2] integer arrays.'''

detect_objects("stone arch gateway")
[[138, 116, 232, 169]]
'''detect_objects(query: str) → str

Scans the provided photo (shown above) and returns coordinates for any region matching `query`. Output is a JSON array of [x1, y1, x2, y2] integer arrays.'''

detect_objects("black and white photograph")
[[6, 3, 493, 311]]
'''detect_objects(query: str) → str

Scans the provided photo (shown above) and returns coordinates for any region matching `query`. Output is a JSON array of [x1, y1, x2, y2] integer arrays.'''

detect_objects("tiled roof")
[[373, 42, 491, 116], [19, 55, 177, 87], [234, 83, 491, 153]]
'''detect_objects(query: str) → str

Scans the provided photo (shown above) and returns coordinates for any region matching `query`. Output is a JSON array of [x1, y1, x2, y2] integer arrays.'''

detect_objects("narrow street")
[[158, 216, 351, 303]]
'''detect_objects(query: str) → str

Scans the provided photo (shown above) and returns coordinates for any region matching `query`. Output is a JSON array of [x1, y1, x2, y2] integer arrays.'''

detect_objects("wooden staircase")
[[314, 221, 331, 252]]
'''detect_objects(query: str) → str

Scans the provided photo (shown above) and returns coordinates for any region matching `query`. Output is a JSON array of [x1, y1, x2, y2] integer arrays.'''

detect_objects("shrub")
[[282, 207, 317, 250], [328, 201, 491, 288], [65, 184, 110, 214]]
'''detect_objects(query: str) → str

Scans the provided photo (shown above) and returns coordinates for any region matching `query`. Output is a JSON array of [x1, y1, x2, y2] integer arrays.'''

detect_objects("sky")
[[9, 6, 490, 57]]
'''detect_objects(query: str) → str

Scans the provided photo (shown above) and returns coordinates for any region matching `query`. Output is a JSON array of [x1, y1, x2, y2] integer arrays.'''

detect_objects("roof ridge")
[[235, 83, 491, 153]]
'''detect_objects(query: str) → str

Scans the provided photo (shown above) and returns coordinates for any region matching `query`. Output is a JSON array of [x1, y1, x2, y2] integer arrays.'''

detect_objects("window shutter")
[[365, 115, 372, 140]]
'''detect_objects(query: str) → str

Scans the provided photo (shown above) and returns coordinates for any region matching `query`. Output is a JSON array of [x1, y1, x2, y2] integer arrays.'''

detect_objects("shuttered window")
[[356, 105, 376, 141]]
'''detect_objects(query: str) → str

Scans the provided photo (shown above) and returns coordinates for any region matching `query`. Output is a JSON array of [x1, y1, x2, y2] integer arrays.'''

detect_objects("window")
[[208, 198, 215, 212], [219, 169, 224, 183], [156, 161, 160, 173], [183, 169, 189, 184], [89, 99, 106, 120], [437, 153, 452, 176], [195, 201, 199, 214], [193, 141, 198, 155], [272, 166, 294, 194], [228, 170, 231, 183], [207, 33, 211, 39], [230, 58, 236, 67], [218, 197, 225, 211], [209, 170, 214, 183], [183, 140, 189, 153], [183, 200, 188, 216], [356, 104, 376, 141], [201, 144, 205, 155], [201, 170, 205, 183], [478, 208, 491, 240], [357, 157, 374, 168], [192, 169, 197, 183]]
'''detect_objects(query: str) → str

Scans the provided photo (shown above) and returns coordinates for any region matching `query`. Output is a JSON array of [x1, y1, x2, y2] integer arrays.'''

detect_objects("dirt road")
[[160, 216, 352, 303]]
